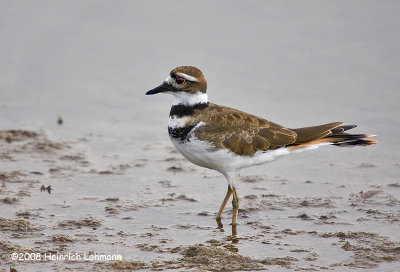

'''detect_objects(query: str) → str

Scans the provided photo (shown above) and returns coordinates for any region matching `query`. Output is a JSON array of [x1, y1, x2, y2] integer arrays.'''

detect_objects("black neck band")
[[169, 102, 209, 118]]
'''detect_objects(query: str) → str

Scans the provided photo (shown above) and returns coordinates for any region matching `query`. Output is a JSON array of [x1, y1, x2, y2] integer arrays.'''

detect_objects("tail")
[[287, 122, 377, 151]]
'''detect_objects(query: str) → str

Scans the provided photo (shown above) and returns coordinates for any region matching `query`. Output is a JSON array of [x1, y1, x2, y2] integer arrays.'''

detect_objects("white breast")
[[168, 116, 190, 128]]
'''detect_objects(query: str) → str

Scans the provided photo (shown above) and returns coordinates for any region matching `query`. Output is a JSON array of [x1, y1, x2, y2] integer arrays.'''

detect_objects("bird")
[[146, 66, 377, 233]]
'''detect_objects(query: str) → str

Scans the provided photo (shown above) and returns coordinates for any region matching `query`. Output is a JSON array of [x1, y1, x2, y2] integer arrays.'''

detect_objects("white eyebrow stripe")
[[176, 72, 198, 82]]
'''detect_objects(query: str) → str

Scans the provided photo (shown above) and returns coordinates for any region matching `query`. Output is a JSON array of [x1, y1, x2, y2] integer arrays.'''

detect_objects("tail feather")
[[287, 123, 377, 151], [332, 138, 377, 147], [325, 133, 374, 139], [292, 122, 343, 143], [330, 125, 357, 134]]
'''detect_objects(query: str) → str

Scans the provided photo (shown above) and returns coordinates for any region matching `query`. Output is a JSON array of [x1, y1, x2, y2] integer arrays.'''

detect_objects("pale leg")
[[231, 187, 239, 226], [216, 185, 233, 228], [217, 172, 239, 235]]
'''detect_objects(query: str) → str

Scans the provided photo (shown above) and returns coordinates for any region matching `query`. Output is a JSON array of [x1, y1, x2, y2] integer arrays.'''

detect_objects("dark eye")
[[175, 76, 186, 85]]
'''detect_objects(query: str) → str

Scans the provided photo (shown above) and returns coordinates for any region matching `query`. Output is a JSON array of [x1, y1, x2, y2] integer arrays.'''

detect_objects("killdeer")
[[146, 66, 377, 231]]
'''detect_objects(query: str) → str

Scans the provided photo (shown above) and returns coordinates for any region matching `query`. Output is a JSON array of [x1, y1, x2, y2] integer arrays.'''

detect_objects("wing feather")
[[192, 104, 296, 156]]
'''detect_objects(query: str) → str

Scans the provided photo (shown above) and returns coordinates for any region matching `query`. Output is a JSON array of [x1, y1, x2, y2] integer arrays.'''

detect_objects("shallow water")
[[1, 1, 400, 271]]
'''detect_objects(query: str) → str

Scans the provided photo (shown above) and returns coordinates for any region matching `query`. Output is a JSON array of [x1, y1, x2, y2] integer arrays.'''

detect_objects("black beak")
[[146, 82, 174, 95]]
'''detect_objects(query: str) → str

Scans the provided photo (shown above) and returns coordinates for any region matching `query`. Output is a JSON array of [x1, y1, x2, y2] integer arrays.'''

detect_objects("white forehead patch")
[[165, 75, 174, 84], [176, 72, 199, 82]]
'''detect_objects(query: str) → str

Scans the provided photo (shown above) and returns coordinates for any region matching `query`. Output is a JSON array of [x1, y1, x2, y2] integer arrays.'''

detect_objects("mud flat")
[[0, 129, 398, 271]]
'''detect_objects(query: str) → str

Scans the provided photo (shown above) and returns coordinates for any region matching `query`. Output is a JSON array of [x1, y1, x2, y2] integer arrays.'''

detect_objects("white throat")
[[172, 92, 208, 106]]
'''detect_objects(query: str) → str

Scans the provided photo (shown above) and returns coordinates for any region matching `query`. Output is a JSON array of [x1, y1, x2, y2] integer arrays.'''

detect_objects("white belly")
[[170, 136, 291, 174]]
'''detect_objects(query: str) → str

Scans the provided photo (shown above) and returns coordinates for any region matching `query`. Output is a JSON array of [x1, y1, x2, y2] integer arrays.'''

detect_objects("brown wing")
[[192, 104, 297, 156]]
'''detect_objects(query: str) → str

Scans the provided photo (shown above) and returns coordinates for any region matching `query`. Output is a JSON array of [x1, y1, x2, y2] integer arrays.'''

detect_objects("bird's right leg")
[[216, 185, 233, 228]]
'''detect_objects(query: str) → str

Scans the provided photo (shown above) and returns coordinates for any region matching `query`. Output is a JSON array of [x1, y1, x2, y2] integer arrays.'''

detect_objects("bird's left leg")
[[231, 186, 239, 227]]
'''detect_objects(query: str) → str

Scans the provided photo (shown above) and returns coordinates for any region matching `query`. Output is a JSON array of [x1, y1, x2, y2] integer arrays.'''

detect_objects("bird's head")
[[146, 66, 208, 105]]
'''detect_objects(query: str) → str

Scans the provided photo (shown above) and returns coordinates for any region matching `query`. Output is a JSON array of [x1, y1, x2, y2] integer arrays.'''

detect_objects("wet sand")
[[1, 1, 400, 271], [0, 129, 399, 271]]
